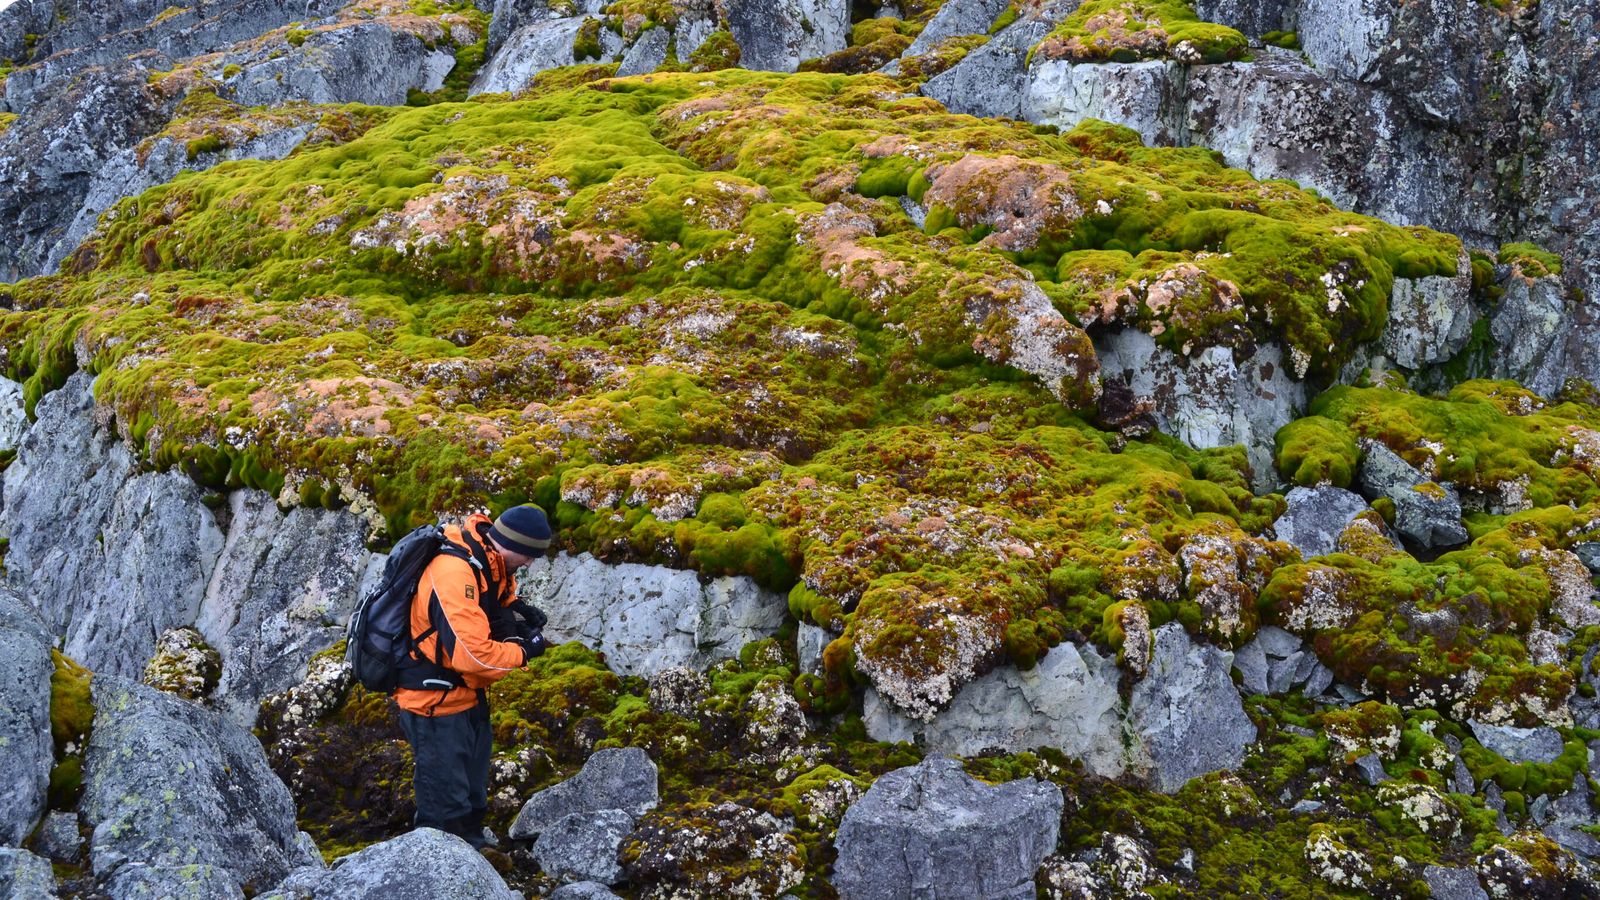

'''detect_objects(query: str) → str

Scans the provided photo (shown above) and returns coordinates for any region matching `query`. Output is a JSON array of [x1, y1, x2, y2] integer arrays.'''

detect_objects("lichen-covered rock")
[[1489, 269, 1571, 397], [262, 828, 519, 900], [195, 489, 378, 724], [0, 847, 57, 900], [1356, 440, 1469, 547], [1273, 485, 1379, 560], [80, 676, 319, 894], [923, 14, 1056, 118], [726, 0, 849, 73], [104, 863, 246, 900], [833, 756, 1062, 900], [1126, 623, 1255, 793], [1304, 824, 1371, 889], [141, 626, 222, 702], [1379, 251, 1476, 369], [1424, 864, 1489, 900], [1476, 831, 1599, 899], [1094, 331, 1305, 490], [1470, 720, 1565, 765], [900, 0, 1012, 59], [471, 17, 619, 96], [1, 373, 226, 678], [739, 676, 808, 762], [522, 552, 787, 676], [226, 21, 460, 109], [549, 883, 623, 900], [621, 801, 803, 899], [862, 640, 1125, 779], [532, 809, 635, 885], [509, 746, 659, 840], [0, 586, 53, 846], [35, 811, 83, 866], [0, 376, 28, 451]]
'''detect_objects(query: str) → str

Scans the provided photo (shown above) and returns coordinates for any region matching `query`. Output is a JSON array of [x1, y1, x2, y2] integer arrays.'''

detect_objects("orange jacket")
[[396, 514, 525, 716]]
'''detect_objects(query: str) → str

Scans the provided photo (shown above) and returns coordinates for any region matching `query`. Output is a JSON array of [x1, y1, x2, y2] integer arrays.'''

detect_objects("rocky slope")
[[1, 0, 1599, 897]]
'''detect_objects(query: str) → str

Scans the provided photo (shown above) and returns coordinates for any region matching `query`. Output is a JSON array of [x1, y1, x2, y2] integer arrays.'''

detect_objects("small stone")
[[1255, 626, 1302, 659], [1450, 757, 1475, 795], [1268, 650, 1304, 694], [1302, 662, 1335, 698], [1231, 638, 1269, 695], [1531, 793, 1553, 825], [1334, 683, 1367, 704], [0, 848, 56, 899], [1352, 753, 1389, 785], [1291, 800, 1325, 814], [1469, 721, 1564, 764], [1423, 864, 1489, 900], [1574, 542, 1600, 575], [36, 811, 83, 864]]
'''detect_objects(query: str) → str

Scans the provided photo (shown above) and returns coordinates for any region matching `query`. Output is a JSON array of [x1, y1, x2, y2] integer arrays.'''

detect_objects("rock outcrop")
[[833, 756, 1062, 899], [0, 588, 54, 847], [509, 746, 659, 840], [522, 552, 787, 676]]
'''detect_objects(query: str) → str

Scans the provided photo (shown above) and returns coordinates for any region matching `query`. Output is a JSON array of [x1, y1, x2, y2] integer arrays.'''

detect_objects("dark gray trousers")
[[397, 700, 491, 833]]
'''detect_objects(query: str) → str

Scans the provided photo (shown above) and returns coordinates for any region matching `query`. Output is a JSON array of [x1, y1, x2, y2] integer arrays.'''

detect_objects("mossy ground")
[[1031, 0, 1249, 65]]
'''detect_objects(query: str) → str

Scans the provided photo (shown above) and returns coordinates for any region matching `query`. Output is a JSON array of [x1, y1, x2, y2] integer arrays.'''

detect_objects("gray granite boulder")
[[0, 847, 56, 900], [262, 828, 518, 900], [833, 756, 1062, 900], [532, 809, 635, 885], [226, 22, 458, 108], [80, 676, 320, 893], [1273, 486, 1376, 559], [471, 16, 620, 95], [0, 587, 54, 846], [863, 640, 1125, 779], [1023, 59, 1184, 145], [196, 490, 379, 725], [727, 0, 849, 73], [1470, 720, 1565, 764], [922, 14, 1054, 119], [900, 0, 1012, 59], [1488, 269, 1572, 397], [521, 552, 787, 676], [1356, 441, 1468, 548], [1127, 624, 1256, 793], [509, 747, 659, 840]]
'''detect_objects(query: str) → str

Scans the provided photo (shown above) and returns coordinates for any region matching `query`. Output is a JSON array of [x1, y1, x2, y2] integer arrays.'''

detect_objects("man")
[[395, 504, 552, 848]]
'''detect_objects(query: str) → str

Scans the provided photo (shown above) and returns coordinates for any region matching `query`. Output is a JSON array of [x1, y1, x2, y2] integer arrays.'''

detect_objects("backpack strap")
[[400, 525, 507, 690]]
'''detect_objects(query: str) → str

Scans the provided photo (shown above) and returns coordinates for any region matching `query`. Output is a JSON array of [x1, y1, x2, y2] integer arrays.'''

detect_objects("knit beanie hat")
[[489, 504, 553, 556]]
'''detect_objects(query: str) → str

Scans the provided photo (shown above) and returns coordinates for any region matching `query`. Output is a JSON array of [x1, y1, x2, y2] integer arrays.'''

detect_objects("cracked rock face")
[[726, 0, 850, 73], [0, 587, 54, 847], [1, 373, 226, 678], [833, 755, 1063, 900], [521, 551, 788, 676]]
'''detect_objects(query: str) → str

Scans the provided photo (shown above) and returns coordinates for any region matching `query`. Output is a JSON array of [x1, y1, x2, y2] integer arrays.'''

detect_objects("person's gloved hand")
[[510, 599, 548, 631], [507, 629, 546, 665], [487, 601, 519, 641]]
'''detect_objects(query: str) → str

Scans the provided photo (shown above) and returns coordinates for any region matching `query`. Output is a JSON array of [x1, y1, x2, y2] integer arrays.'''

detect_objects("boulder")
[[1, 374, 226, 678], [1092, 332, 1306, 491], [862, 640, 1125, 779], [0, 847, 56, 900], [1126, 624, 1256, 792], [521, 552, 787, 676], [1489, 269, 1571, 397], [1356, 441, 1468, 548], [509, 746, 659, 840], [225, 22, 458, 108], [726, 0, 849, 73], [1469, 721, 1565, 764], [1023, 59, 1184, 146], [1379, 251, 1477, 369], [104, 863, 245, 900], [35, 811, 83, 865], [1423, 864, 1489, 900], [616, 25, 671, 77], [1273, 486, 1377, 559], [196, 490, 380, 724], [0, 587, 54, 846], [80, 676, 319, 893], [262, 828, 518, 900], [550, 884, 622, 900], [532, 809, 635, 885], [900, 0, 1013, 59], [922, 16, 1053, 119], [832, 756, 1062, 900], [796, 622, 830, 676], [1231, 638, 1269, 695], [471, 17, 619, 96]]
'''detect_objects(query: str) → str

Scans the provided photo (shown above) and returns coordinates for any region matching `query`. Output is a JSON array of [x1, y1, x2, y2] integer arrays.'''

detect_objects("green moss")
[[184, 133, 225, 160], [286, 28, 312, 47], [1497, 241, 1563, 277], [48, 650, 94, 807], [573, 17, 604, 61], [1261, 30, 1300, 49], [1275, 415, 1359, 488], [1031, 0, 1248, 65]]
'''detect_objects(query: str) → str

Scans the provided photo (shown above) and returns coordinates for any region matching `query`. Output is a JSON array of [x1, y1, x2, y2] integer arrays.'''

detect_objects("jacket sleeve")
[[423, 556, 526, 677]]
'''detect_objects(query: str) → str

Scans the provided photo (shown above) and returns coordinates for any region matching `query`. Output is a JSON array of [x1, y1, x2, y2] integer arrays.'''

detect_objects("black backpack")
[[346, 523, 470, 693]]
